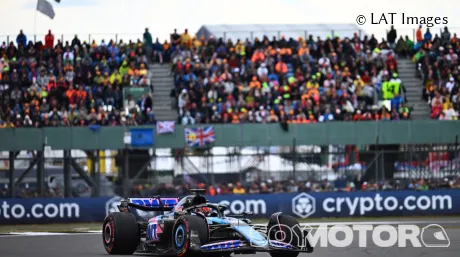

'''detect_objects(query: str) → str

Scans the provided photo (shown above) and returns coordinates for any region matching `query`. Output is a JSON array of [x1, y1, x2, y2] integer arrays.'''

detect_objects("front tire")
[[268, 213, 311, 257], [103, 212, 140, 255], [171, 215, 209, 257]]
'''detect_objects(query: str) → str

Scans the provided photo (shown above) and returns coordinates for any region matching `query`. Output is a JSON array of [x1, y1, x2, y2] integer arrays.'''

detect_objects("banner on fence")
[[1, 190, 458, 224], [129, 128, 154, 147]]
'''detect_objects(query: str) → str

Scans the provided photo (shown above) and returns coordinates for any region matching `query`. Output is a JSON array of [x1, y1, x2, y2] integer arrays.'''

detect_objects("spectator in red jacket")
[[45, 30, 54, 49]]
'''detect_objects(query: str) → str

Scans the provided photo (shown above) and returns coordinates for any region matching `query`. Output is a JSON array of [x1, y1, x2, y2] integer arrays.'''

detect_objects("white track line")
[[1, 220, 458, 237], [0, 231, 101, 237], [299, 220, 460, 226]]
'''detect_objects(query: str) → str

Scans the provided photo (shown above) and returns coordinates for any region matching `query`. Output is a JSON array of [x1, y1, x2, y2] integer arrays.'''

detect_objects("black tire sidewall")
[[268, 213, 300, 257], [102, 212, 140, 255], [103, 214, 117, 253]]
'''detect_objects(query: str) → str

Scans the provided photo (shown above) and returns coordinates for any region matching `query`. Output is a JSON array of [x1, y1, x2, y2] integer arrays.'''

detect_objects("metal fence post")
[[123, 147, 130, 197], [292, 138, 297, 181], [375, 136, 379, 190], [63, 149, 72, 197], [8, 151, 15, 198]]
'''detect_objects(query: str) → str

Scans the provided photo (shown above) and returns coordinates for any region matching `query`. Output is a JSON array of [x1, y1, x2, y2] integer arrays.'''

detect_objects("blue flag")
[[130, 128, 154, 147], [88, 125, 101, 132]]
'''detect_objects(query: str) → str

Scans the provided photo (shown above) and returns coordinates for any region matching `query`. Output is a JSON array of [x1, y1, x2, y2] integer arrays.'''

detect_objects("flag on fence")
[[130, 128, 154, 147], [37, 0, 56, 19], [88, 125, 101, 133], [184, 126, 215, 147], [156, 121, 175, 134]]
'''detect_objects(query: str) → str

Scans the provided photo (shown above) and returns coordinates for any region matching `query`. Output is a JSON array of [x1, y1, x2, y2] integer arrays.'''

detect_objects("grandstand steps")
[[152, 87, 172, 93], [396, 58, 431, 120], [151, 74, 172, 79], [149, 64, 177, 122], [154, 77, 176, 84]]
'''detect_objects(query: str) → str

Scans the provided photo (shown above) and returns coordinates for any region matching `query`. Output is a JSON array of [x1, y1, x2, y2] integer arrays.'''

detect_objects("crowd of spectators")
[[4, 25, 460, 127], [2, 176, 458, 198], [170, 29, 411, 125], [0, 187, 60, 198], [129, 177, 459, 197], [0, 29, 159, 128], [10, 26, 456, 128], [414, 26, 460, 120]]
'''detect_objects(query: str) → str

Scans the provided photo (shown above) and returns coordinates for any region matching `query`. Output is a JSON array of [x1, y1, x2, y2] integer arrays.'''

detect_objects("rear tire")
[[171, 215, 209, 257], [268, 213, 305, 257], [103, 212, 140, 255]]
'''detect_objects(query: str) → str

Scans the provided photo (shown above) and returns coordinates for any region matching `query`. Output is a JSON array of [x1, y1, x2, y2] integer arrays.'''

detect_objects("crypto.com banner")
[[208, 190, 458, 218], [0, 190, 459, 224]]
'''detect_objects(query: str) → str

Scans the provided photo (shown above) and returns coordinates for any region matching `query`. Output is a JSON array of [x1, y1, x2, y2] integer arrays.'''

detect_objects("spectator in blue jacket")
[[16, 30, 27, 46], [391, 93, 404, 111], [424, 28, 432, 42], [153, 38, 164, 64]]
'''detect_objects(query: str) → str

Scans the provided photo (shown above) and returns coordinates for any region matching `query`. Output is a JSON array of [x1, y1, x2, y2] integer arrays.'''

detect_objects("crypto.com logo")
[[292, 193, 316, 218], [250, 224, 450, 248]]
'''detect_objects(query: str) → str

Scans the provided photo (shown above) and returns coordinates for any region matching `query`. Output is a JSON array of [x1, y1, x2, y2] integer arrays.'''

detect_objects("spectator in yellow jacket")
[[354, 75, 365, 96], [110, 70, 122, 84], [235, 40, 245, 56], [306, 75, 319, 89]]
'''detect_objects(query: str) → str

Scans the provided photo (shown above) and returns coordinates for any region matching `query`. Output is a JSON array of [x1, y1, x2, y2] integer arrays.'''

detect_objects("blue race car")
[[102, 189, 313, 256]]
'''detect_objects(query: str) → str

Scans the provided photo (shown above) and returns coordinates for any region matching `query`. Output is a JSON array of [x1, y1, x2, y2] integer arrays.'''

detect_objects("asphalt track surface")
[[0, 226, 459, 257]]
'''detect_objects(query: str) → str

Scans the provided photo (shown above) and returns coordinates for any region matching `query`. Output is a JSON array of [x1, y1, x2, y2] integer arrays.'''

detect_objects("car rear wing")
[[118, 196, 179, 213]]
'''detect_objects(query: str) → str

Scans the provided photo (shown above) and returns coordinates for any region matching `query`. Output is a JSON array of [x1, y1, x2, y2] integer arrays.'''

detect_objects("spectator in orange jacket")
[[275, 60, 288, 74], [416, 25, 423, 42]]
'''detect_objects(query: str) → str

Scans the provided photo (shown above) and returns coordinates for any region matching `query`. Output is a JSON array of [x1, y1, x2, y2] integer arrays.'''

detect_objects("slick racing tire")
[[268, 213, 312, 257], [171, 215, 209, 257], [103, 212, 140, 255]]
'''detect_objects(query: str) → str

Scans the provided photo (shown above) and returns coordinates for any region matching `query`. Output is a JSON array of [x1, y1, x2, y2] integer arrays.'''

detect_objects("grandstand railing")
[[1, 26, 459, 45], [0, 33, 142, 45], [1, 121, 459, 151], [195, 27, 460, 42]]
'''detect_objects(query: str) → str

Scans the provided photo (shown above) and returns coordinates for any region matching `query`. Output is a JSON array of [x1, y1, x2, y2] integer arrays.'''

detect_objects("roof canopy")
[[196, 23, 367, 42]]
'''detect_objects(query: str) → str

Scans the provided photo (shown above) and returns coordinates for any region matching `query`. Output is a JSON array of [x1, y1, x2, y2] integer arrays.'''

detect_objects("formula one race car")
[[102, 189, 313, 256]]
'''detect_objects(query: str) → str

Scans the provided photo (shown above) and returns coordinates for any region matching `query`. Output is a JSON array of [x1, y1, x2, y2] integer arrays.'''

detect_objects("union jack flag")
[[184, 126, 215, 147], [156, 121, 175, 134]]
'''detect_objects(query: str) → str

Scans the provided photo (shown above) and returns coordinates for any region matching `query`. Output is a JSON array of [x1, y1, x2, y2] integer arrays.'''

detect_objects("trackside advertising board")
[[0, 190, 459, 224]]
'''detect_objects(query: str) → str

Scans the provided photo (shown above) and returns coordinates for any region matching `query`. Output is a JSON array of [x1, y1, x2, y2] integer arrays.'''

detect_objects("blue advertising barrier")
[[208, 190, 460, 218], [1, 190, 459, 224]]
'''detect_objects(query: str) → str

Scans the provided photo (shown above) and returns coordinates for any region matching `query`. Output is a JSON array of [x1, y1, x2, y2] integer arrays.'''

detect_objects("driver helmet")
[[195, 206, 212, 216]]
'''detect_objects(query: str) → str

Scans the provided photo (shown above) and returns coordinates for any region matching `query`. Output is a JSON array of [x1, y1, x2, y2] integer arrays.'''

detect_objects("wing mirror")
[[219, 204, 228, 212]]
